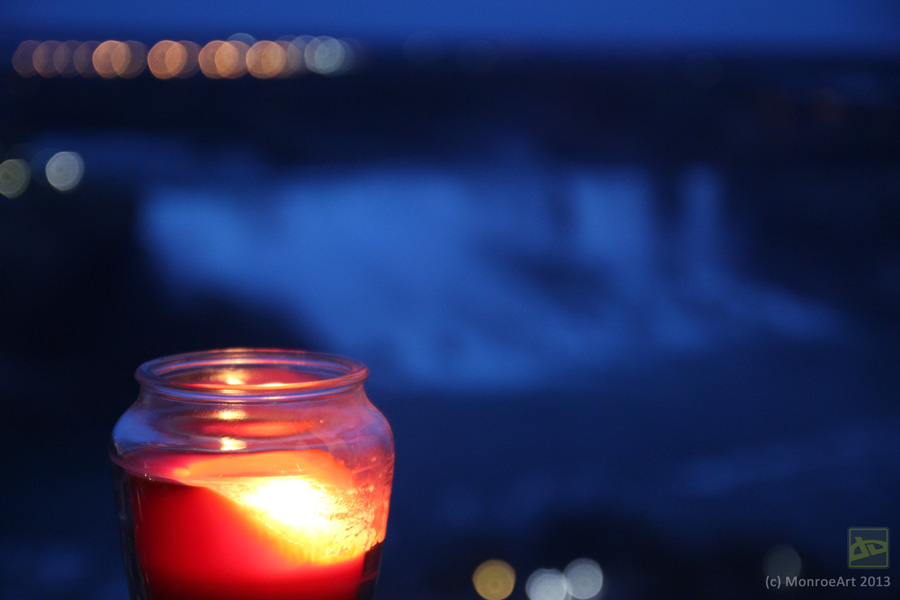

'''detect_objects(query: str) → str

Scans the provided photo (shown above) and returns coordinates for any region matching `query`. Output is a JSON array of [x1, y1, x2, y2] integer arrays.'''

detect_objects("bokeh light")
[[227, 32, 257, 46], [45, 151, 85, 192], [12, 37, 360, 79], [473, 559, 516, 600], [216, 40, 249, 78], [526, 569, 568, 600], [12, 40, 40, 77], [246, 40, 288, 79], [198, 40, 226, 78], [33, 40, 61, 77], [0, 159, 31, 199], [564, 559, 603, 599], [91, 40, 147, 78], [52, 40, 80, 77], [280, 39, 307, 76], [114, 41, 148, 78], [92, 40, 121, 78], [176, 41, 201, 78], [305, 36, 353, 75], [149, 40, 188, 79]]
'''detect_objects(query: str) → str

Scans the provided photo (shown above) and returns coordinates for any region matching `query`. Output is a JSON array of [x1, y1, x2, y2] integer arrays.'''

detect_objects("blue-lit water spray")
[[138, 148, 841, 392]]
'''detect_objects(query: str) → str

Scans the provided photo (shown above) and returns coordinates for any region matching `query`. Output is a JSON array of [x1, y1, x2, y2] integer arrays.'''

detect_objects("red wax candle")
[[110, 350, 394, 600], [115, 449, 382, 600]]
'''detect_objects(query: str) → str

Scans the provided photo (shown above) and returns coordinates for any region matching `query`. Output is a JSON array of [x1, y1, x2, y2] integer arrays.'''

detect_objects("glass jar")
[[110, 349, 394, 600]]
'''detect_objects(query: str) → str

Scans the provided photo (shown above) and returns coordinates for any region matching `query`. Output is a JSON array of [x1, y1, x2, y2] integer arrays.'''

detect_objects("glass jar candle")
[[110, 349, 394, 600]]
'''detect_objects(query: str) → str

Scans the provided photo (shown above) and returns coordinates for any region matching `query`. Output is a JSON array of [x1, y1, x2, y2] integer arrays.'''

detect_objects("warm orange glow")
[[216, 409, 247, 420], [231, 476, 369, 563], [93, 40, 120, 78], [220, 437, 249, 451], [115, 41, 147, 78], [90, 40, 148, 79], [197, 418, 305, 439], [13, 37, 363, 80], [52, 41, 79, 77], [171, 451, 353, 487], [216, 40, 249, 78], [473, 560, 516, 600], [33, 40, 60, 77], [148, 40, 199, 79], [110, 42, 133, 77], [149, 40, 186, 79], [198, 40, 226, 78], [12, 40, 40, 77], [247, 40, 287, 79], [176, 41, 202, 78], [167, 451, 375, 565], [109, 42, 133, 76]]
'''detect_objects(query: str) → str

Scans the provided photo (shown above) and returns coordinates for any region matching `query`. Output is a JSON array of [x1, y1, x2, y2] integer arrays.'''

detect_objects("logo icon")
[[848, 528, 889, 568]]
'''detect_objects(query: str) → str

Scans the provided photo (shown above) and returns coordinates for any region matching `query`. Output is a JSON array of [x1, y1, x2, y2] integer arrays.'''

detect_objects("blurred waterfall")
[[139, 153, 842, 391]]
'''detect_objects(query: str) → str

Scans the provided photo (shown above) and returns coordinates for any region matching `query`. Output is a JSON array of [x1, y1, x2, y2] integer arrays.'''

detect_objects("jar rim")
[[135, 348, 368, 399]]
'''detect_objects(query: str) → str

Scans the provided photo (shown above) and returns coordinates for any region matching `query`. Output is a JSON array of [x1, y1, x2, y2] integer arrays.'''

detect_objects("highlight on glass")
[[110, 348, 394, 600]]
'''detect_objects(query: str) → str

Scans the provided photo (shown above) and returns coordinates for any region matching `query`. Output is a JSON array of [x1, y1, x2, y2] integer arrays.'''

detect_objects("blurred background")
[[1, 1, 899, 599]]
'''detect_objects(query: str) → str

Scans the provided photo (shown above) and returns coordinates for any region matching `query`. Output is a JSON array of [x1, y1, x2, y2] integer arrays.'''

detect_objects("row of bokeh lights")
[[12, 35, 357, 80], [471, 543, 804, 600], [473, 558, 605, 600], [0, 152, 85, 198]]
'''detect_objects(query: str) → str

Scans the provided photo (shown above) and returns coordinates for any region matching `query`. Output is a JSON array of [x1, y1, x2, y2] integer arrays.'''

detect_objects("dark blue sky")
[[5, 0, 900, 53]]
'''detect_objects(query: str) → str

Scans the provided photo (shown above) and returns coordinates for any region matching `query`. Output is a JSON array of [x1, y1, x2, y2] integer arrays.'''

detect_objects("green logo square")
[[848, 528, 889, 568]]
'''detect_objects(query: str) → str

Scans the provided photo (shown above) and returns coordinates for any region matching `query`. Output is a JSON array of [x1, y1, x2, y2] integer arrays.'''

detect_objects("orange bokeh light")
[[93, 40, 120, 78], [149, 40, 186, 79], [176, 41, 201, 78], [92, 40, 147, 78], [33, 40, 61, 77], [216, 40, 249, 79], [199, 40, 251, 79], [12, 40, 40, 77], [246, 40, 287, 79], [198, 40, 226, 78], [52, 40, 80, 78], [13, 37, 357, 80], [114, 41, 148, 78]]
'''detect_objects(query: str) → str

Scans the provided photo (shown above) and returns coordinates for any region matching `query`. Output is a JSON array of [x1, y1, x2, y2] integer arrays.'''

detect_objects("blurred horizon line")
[[2, 0, 900, 59]]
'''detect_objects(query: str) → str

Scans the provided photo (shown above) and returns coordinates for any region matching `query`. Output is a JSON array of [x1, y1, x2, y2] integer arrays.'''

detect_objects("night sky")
[[4, 0, 900, 52]]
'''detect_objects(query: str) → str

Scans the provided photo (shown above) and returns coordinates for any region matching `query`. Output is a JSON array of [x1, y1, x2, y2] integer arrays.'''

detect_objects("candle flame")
[[167, 451, 378, 564], [240, 478, 332, 532], [224, 476, 372, 564]]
